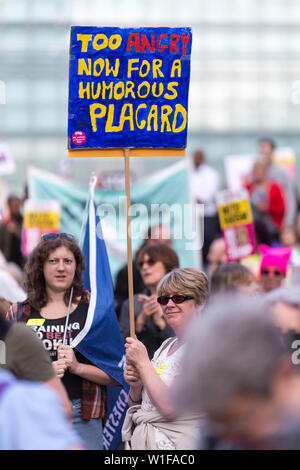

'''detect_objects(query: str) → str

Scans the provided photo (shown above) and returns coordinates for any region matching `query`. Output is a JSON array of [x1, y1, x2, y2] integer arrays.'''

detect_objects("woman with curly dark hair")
[[6, 233, 118, 450], [23, 233, 85, 310]]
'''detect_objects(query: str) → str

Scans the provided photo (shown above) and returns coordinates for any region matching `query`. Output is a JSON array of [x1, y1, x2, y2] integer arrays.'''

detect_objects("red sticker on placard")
[[72, 131, 86, 145]]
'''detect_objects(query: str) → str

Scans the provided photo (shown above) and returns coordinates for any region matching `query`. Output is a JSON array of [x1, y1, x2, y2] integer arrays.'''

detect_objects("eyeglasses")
[[137, 258, 156, 270], [41, 233, 75, 241], [261, 267, 283, 277], [157, 295, 194, 306]]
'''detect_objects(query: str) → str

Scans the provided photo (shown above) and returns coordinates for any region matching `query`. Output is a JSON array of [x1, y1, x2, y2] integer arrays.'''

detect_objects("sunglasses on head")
[[157, 295, 194, 306], [41, 233, 75, 241], [261, 267, 283, 277], [137, 258, 156, 269]]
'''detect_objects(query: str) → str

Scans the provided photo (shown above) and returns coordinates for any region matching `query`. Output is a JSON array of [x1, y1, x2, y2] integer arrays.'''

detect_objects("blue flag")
[[71, 183, 129, 450]]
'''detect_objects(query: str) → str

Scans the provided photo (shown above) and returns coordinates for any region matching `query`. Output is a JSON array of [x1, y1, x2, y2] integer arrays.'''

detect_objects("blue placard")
[[68, 26, 192, 150]]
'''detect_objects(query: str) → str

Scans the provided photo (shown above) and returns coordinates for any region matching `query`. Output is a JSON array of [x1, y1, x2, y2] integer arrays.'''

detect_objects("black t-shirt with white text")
[[26, 302, 88, 400]]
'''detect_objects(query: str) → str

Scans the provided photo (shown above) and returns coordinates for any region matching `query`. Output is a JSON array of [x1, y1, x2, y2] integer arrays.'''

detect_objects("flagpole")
[[63, 287, 74, 345], [63, 174, 97, 345], [124, 147, 135, 337], [79, 172, 97, 249]]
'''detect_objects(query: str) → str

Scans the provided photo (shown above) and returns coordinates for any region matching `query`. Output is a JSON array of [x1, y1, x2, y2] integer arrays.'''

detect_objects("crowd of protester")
[[2, 137, 300, 450]]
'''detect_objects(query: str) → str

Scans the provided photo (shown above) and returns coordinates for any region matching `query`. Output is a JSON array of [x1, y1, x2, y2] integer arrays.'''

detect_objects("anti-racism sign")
[[217, 189, 256, 262], [68, 27, 192, 152], [22, 200, 61, 256]]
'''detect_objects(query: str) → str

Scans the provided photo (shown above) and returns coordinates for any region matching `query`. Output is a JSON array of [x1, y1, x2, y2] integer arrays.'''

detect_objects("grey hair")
[[175, 294, 285, 416], [263, 286, 300, 311]]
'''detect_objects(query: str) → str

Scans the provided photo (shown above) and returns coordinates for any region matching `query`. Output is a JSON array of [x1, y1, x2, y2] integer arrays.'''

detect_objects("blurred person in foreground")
[[119, 243, 179, 359], [258, 244, 292, 293], [122, 268, 209, 450], [175, 295, 300, 450], [264, 287, 300, 357], [210, 263, 257, 297], [0, 308, 71, 418], [0, 369, 83, 450]]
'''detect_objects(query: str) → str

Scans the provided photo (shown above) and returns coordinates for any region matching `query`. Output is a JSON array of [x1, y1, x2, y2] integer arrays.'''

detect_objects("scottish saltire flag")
[[29, 161, 197, 281], [71, 181, 129, 450]]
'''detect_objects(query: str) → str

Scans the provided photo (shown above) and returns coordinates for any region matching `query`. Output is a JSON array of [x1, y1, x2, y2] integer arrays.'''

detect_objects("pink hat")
[[259, 244, 292, 275]]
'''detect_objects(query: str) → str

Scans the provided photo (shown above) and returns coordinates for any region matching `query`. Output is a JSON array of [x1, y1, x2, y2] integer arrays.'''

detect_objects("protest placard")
[[68, 26, 192, 157], [67, 25, 192, 337], [22, 200, 61, 255], [217, 189, 256, 262]]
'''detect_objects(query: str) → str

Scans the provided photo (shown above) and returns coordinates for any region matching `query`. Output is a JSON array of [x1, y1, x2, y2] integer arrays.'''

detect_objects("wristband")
[[129, 393, 142, 403]]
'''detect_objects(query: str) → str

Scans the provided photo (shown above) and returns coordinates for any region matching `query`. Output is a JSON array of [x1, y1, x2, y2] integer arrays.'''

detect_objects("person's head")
[[193, 149, 205, 169], [259, 244, 292, 293], [7, 195, 21, 217], [206, 238, 227, 276], [175, 295, 290, 438], [135, 225, 173, 259], [157, 267, 209, 337], [136, 243, 179, 290], [259, 138, 276, 163], [264, 287, 300, 335], [280, 226, 298, 248], [23, 233, 85, 310], [252, 160, 268, 184], [0, 297, 12, 319], [145, 225, 172, 247], [210, 263, 257, 296]]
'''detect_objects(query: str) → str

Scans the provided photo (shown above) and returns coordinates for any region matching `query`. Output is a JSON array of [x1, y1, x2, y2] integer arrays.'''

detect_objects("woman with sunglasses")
[[119, 243, 179, 359], [122, 267, 209, 450], [6, 233, 119, 450]]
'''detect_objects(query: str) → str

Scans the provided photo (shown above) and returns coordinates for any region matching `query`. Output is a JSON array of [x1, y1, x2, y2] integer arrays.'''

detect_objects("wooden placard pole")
[[124, 148, 135, 337], [68, 26, 192, 340]]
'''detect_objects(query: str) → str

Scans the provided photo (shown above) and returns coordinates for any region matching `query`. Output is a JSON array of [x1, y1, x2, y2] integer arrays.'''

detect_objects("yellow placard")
[[26, 318, 45, 326], [218, 199, 252, 230], [24, 212, 60, 229]]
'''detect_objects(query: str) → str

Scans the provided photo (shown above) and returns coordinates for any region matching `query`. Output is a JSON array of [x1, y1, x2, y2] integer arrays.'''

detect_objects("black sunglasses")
[[137, 258, 156, 270], [41, 233, 75, 241], [261, 268, 283, 277], [157, 295, 194, 306]]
